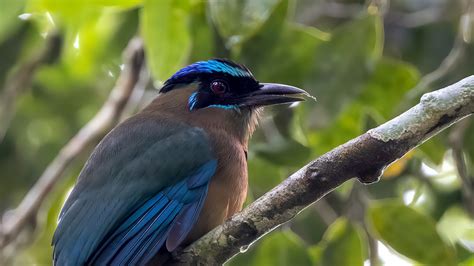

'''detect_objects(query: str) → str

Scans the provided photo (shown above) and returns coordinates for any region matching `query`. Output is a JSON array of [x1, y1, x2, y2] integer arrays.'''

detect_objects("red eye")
[[210, 80, 228, 95]]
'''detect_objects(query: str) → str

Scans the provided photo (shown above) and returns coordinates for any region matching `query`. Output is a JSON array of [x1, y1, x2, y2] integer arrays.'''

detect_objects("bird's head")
[[153, 59, 306, 142], [160, 59, 306, 111]]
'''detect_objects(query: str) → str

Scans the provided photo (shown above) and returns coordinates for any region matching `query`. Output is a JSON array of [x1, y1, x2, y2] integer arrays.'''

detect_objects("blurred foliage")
[[0, 0, 473, 265], [309, 218, 367, 266], [368, 200, 456, 265], [141, 0, 191, 80]]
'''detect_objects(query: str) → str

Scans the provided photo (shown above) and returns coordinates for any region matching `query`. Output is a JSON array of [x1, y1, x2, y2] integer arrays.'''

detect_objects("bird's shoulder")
[[83, 113, 213, 181], [63, 112, 216, 212], [53, 113, 217, 265]]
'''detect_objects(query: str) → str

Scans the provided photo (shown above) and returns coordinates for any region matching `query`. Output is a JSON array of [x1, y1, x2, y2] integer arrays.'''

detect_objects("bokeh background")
[[0, 0, 473, 265]]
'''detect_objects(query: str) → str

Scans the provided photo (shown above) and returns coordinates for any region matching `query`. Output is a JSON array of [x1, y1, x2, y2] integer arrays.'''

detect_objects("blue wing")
[[52, 115, 216, 265], [88, 160, 216, 265]]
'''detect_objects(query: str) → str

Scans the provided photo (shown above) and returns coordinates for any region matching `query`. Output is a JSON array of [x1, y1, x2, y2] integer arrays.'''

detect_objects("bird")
[[52, 59, 306, 265]]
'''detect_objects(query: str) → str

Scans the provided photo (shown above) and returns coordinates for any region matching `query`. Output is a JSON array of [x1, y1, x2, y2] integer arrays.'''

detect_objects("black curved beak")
[[238, 83, 307, 107]]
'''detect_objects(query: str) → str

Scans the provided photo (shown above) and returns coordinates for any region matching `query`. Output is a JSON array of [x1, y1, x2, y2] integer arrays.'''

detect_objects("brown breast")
[[143, 86, 257, 245], [184, 128, 248, 244]]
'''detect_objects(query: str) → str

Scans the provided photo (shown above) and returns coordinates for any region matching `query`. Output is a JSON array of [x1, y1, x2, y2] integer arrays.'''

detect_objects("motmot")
[[52, 59, 306, 265]]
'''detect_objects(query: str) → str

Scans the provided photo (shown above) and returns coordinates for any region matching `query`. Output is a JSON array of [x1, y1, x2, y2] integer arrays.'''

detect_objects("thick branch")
[[172, 76, 474, 265], [0, 37, 146, 249]]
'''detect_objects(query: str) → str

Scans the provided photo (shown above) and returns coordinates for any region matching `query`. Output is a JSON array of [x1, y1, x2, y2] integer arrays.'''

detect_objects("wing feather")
[[89, 160, 216, 264], [52, 115, 216, 265]]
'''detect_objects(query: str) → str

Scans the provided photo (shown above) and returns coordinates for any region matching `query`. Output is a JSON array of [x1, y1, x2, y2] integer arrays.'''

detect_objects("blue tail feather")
[[87, 159, 217, 264]]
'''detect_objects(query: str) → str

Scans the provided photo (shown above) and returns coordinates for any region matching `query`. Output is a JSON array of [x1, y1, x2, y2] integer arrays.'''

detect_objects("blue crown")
[[161, 59, 253, 93], [172, 59, 251, 79]]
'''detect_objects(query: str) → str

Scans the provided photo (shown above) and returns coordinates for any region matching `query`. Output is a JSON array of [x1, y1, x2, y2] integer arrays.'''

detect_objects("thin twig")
[[404, 0, 473, 102], [349, 184, 381, 266], [385, 8, 445, 28], [405, 38, 465, 100], [171, 76, 474, 265], [366, 233, 380, 266], [312, 199, 338, 226], [299, 1, 444, 27], [298, 1, 363, 24], [0, 37, 146, 251], [449, 118, 473, 216], [0, 33, 62, 143]]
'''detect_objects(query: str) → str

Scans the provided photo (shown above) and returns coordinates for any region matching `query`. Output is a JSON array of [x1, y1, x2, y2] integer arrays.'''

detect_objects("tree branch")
[[449, 118, 473, 216], [385, 7, 446, 28], [0, 37, 146, 250], [405, 0, 473, 102], [172, 76, 474, 265], [0, 33, 62, 143]]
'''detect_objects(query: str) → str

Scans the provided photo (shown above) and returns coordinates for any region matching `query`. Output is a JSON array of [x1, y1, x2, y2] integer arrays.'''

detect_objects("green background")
[[0, 0, 473, 265]]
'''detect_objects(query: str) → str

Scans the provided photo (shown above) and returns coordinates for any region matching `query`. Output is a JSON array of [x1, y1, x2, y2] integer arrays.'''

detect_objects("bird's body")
[[53, 59, 305, 265], [142, 85, 253, 244]]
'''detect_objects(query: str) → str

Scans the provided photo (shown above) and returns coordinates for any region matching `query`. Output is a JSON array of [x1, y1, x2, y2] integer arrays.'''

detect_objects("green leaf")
[[0, 22, 33, 86], [417, 130, 448, 164], [141, 0, 191, 80], [208, 0, 282, 48], [456, 243, 474, 265], [62, 10, 126, 79], [27, 0, 136, 80], [188, 1, 215, 62], [334, 179, 355, 200], [27, 0, 142, 13], [367, 200, 456, 265], [304, 14, 383, 125], [249, 23, 326, 86], [290, 208, 327, 245], [26, 0, 141, 33], [254, 137, 311, 167], [84, 0, 143, 8], [437, 205, 474, 247], [0, 0, 26, 43], [302, 15, 386, 151], [253, 230, 312, 266], [309, 218, 367, 266], [358, 57, 420, 119], [460, 255, 474, 266], [238, 0, 327, 87], [306, 103, 363, 154], [247, 154, 285, 195], [307, 57, 420, 154], [229, 230, 312, 266], [464, 120, 474, 166]]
